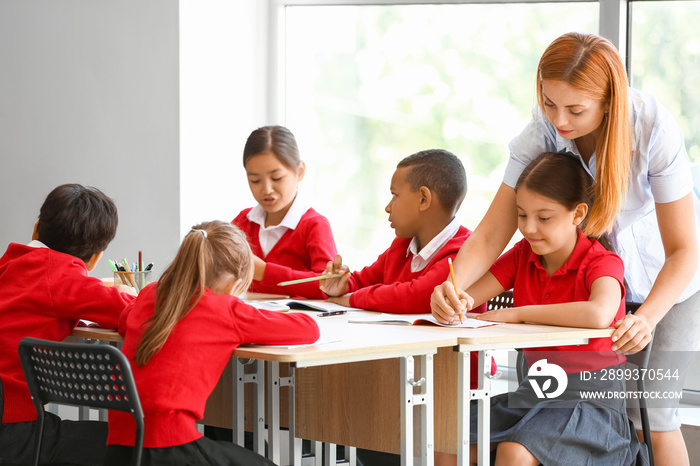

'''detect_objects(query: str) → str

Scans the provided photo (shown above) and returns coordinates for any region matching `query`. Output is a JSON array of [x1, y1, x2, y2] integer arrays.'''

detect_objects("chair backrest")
[[624, 302, 655, 465], [18, 337, 144, 466], [487, 290, 514, 311]]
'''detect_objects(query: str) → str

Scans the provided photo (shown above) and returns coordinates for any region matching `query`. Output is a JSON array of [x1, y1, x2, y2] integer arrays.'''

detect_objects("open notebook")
[[348, 313, 500, 328]]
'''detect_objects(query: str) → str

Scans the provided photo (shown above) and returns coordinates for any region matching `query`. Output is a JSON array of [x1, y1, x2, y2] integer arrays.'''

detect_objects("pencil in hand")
[[448, 257, 463, 324], [277, 274, 344, 286]]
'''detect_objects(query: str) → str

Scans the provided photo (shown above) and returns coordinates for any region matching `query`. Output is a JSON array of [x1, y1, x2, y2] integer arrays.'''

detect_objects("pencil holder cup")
[[114, 270, 152, 292]]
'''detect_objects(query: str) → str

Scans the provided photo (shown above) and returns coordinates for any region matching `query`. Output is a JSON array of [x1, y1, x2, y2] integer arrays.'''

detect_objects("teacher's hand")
[[431, 281, 470, 325], [611, 313, 653, 353]]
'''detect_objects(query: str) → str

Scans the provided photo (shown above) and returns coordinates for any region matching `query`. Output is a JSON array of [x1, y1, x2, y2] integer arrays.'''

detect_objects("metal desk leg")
[[323, 444, 356, 466], [232, 358, 246, 447], [99, 406, 108, 422], [232, 358, 265, 455], [457, 349, 492, 466], [253, 360, 266, 455], [267, 361, 282, 464], [267, 361, 300, 465], [400, 353, 435, 466], [345, 446, 356, 465], [309, 441, 323, 466], [457, 350, 469, 466], [281, 365, 302, 465], [324, 443, 337, 465]]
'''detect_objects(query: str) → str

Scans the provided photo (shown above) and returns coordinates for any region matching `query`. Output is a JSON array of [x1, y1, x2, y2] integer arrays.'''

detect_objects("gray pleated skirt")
[[470, 366, 648, 466]]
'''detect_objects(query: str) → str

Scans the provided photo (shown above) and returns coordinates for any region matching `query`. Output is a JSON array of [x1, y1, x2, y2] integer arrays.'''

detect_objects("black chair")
[[18, 337, 144, 466], [486, 290, 527, 380], [624, 302, 655, 466]]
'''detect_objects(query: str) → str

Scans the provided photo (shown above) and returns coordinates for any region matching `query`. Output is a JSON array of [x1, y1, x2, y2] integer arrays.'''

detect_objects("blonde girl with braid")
[[106, 221, 319, 466]]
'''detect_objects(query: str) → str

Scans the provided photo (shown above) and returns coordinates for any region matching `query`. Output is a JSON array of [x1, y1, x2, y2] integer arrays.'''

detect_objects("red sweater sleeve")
[[231, 302, 320, 345], [257, 213, 338, 298], [349, 257, 453, 313], [347, 227, 486, 314], [49, 254, 135, 328], [346, 249, 388, 292]]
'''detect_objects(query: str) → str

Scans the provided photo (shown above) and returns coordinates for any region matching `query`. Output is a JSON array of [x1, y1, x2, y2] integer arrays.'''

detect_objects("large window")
[[630, 0, 700, 395], [284, 3, 598, 266], [277, 0, 700, 396], [630, 1, 700, 163]]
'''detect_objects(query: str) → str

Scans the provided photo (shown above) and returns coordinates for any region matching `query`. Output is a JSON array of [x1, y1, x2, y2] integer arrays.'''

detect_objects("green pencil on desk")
[[277, 274, 344, 286]]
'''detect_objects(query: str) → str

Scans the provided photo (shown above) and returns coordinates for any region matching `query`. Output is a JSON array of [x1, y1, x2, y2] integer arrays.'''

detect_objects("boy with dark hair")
[[321, 149, 490, 466], [321, 149, 483, 314], [0, 183, 136, 466], [397, 148, 467, 214]]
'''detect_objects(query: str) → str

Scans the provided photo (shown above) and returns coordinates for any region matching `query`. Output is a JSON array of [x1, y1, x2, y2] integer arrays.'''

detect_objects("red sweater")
[[108, 283, 320, 448], [0, 243, 135, 423], [346, 226, 491, 386], [347, 226, 486, 314], [233, 207, 337, 298]]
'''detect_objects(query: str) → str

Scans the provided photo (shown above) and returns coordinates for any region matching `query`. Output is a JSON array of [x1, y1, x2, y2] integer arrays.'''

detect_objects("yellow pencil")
[[448, 258, 463, 324], [277, 274, 343, 286]]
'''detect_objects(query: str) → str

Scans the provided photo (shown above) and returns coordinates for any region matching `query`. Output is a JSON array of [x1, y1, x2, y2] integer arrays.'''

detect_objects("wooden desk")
[[69, 327, 122, 342], [227, 311, 454, 466], [453, 324, 614, 466], [71, 319, 613, 466], [241, 319, 613, 466], [202, 314, 614, 466]]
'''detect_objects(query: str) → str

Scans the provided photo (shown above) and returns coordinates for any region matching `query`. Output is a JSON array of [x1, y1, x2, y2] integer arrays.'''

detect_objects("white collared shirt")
[[28, 240, 48, 248], [247, 193, 310, 257], [406, 216, 460, 273]]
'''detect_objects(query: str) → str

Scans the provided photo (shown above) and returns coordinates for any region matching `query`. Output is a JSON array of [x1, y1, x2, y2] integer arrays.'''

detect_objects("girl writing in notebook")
[[432, 153, 644, 466], [232, 125, 338, 298], [106, 221, 319, 466]]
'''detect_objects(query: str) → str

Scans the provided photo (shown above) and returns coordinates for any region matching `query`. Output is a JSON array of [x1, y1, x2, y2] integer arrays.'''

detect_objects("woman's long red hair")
[[537, 32, 631, 237]]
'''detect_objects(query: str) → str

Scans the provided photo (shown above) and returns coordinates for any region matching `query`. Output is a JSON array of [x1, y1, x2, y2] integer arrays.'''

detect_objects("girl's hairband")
[[191, 228, 208, 239]]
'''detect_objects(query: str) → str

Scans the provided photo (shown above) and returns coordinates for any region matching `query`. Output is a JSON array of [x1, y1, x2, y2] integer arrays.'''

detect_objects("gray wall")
[[0, 0, 180, 278]]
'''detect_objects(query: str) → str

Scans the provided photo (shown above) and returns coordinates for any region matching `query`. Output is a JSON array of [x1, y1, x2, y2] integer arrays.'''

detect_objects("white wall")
[[0, 1, 270, 279], [179, 0, 268, 235], [0, 0, 180, 278]]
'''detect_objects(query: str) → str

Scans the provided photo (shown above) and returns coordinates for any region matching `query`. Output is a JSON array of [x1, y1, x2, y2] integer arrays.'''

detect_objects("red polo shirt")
[[490, 230, 626, 373]]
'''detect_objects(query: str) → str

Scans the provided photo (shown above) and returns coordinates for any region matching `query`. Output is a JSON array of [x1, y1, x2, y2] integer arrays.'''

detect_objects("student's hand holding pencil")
[[319, 254, 351, 297], [431, 280, 472, 325]]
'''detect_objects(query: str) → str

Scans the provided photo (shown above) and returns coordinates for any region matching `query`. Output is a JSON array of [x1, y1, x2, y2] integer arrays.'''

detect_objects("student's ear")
[[572, 202, 589, 227], [85, 251, 104, 272], [228, 278, 244, 296], [418, 186, 432, 212], [296, 161, 306, 182], [32, 221, 39, 241]]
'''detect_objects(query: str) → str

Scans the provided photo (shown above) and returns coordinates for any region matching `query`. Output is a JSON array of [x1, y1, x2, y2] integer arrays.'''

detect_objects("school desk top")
[[71, 311, 614, 465]]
